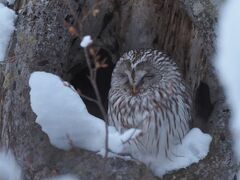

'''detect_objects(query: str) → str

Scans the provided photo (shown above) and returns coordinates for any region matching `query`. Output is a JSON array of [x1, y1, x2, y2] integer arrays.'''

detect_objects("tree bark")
[[0, 0, 237, 179]]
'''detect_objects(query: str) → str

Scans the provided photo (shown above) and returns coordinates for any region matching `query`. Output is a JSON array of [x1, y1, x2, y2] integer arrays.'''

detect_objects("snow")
[[0, 149, 22, 180], [0, 3, 16, 61], [44, 174, 79, 180], [29, 71, 141, 154], [80, 35, 93, 48], [0, 148, 78, 180], [215, 0, 240, 168], [29, 71, 212, 177], [144, 128, 212, 177]]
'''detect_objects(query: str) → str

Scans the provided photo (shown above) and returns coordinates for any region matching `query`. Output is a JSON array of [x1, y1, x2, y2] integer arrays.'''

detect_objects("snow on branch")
[[0, 3, 16, 61], [80, 35, 93, 48], [215, 0, 240, 162], [29, 71, 141, 154]]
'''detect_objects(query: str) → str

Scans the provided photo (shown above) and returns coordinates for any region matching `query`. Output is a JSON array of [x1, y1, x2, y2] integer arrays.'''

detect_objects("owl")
[[108, 49, 192, 167]]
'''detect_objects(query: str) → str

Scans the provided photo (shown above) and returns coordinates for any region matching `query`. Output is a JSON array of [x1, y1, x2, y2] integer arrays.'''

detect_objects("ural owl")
[[108, 49, 192, 170]]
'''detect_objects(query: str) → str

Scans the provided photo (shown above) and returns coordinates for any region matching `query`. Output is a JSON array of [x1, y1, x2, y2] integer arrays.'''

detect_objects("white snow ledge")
[[29, 71, 141, 154]]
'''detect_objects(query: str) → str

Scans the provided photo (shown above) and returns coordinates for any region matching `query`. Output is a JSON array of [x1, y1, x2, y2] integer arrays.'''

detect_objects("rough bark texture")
[[0, 0, 238, 179]]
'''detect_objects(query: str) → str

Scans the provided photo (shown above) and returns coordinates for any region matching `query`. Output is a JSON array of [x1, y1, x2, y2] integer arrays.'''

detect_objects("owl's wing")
[[143, 85, 191, 159], [161, 87, 191, 159]]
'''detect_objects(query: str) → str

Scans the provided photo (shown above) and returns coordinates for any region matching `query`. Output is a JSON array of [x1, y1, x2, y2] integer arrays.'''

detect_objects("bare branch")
[[83, 47, 109, 158], [64, 0, 110, 159], [77, 89, 98, 104]]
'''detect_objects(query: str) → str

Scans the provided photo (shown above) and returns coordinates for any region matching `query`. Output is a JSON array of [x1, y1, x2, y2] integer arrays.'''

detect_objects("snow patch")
[[29, 71, 141, 153], [80, 35, 93, 48], [148, 128, 212, 177], [0, 149, 22, 180], [215, 0, 240, 177], [0, 3, 16, 61]]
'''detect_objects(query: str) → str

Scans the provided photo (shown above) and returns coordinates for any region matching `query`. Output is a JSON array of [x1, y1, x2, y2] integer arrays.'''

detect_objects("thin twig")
[[64, 0, 110, 159], [64, 0, 103, 38], [77, 90, 98, 104], [83, 48, 109, 158]]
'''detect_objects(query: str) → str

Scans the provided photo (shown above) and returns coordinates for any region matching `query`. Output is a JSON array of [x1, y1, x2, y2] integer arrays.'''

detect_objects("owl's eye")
[[118, 73, 127, 78], [117, 73, 129, 85], [144, 73, 155, 79]]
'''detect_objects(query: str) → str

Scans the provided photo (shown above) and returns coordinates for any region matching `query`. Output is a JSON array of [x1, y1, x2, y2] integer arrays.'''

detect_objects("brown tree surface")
[[0, 0, 237, 179]]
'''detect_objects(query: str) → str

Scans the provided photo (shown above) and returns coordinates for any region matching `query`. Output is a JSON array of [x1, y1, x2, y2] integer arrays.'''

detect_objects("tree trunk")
[[0, 0, 237, 179]]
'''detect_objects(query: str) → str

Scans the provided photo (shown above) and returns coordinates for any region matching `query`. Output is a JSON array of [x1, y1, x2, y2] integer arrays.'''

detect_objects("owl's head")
[[111, 49, 174, 96]]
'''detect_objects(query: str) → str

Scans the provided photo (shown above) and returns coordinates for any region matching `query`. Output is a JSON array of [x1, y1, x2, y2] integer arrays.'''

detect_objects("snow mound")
[[0, 3, 16, 61], [29, 71, 141, 154], [151, 128, 212, 177]]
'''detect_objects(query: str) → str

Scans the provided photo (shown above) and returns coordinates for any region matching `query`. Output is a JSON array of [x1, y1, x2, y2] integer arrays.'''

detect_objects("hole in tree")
[[195, 81, 214, 122], [69, 48, 114, 119]]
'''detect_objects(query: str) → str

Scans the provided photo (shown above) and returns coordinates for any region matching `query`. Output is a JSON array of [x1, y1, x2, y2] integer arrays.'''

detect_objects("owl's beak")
[[131, 84, 137, 95]]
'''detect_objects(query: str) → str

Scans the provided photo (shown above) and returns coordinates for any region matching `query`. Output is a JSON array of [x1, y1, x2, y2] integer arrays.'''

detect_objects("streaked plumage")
[[108, 49, 192, 164]]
